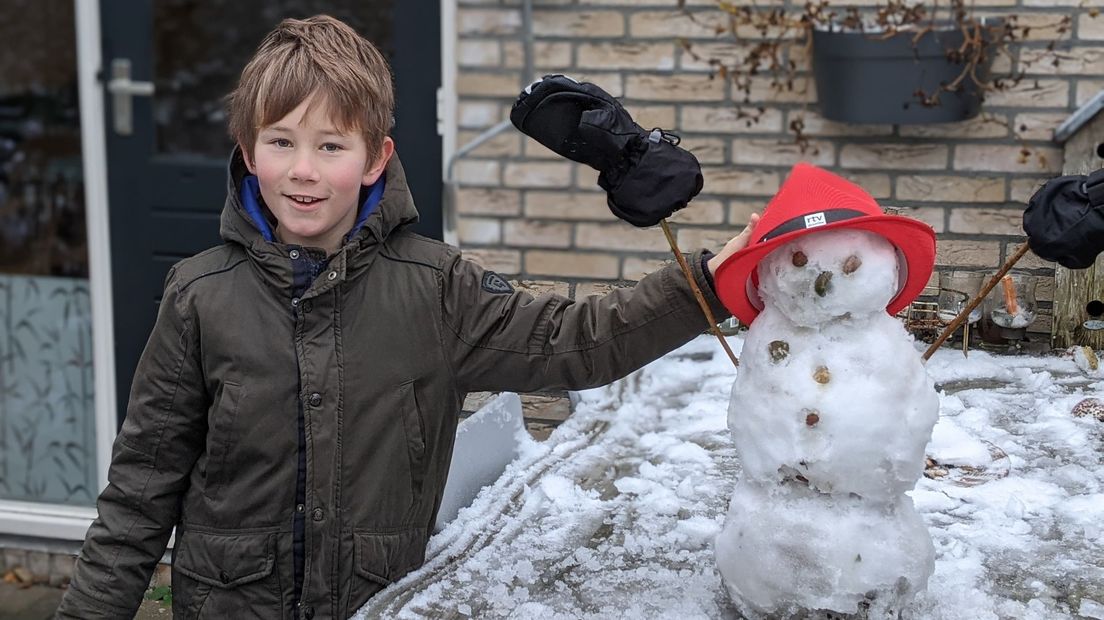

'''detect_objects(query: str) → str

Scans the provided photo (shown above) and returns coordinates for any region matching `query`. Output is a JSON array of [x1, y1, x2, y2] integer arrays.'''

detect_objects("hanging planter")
[[811, 20, 1002, 125]]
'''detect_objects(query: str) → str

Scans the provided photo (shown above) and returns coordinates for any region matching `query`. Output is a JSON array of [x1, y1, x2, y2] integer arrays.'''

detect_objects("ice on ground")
[[354, 337, 1104, 620]]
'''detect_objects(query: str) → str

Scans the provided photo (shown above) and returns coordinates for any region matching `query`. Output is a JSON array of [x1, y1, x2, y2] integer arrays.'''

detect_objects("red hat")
[[714, 163, 936, 325]]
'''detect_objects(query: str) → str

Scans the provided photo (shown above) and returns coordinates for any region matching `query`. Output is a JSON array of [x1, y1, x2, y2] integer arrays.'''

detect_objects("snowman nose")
[[814, 271, 833, 297]]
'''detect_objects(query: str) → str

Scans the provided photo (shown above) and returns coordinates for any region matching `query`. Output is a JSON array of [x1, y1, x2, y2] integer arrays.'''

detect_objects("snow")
[[354, 336, 1104, 620]]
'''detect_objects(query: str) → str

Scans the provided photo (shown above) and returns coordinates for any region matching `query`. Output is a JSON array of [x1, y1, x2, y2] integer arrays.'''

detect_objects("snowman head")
[[756, 228, 900, 327]]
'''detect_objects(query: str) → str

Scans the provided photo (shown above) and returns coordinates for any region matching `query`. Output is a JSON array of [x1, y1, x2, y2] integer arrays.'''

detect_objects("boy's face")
[[243, 94, 393, 253]]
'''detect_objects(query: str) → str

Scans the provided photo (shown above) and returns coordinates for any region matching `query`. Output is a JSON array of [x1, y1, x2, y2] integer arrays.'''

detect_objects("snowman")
[[711, 164, 940, 618]]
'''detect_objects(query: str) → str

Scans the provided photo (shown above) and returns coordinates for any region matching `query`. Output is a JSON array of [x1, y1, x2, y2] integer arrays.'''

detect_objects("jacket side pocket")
[[399, 380, 427, 497], [203, 381, 243, 495]]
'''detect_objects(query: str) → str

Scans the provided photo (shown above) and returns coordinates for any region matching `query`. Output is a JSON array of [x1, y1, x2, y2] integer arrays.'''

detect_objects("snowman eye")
[[791, 251, 808, 267], [842, 255, 862, 274]]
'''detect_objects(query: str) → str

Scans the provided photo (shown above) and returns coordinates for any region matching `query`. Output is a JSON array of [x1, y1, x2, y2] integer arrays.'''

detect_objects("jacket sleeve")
[[56, 267, 209, 619], [441, 249, 730, 393]]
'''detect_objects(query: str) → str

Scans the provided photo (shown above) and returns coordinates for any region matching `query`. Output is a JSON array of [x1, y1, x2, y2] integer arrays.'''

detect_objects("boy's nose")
[[288, 152, 320, 182]]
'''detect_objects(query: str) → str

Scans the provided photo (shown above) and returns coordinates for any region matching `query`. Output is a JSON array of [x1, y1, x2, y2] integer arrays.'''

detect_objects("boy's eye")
[[271, 138, 292, 148], [321, 143, 343, 153]]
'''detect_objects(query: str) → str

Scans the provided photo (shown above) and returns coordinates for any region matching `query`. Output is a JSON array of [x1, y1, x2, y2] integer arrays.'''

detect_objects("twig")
[[922, 242, 1032, 361], [659, 220, 740, 368]]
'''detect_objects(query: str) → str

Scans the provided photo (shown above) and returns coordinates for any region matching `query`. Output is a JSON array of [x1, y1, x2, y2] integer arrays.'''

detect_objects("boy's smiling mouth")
[[286, 194, 326, 209]]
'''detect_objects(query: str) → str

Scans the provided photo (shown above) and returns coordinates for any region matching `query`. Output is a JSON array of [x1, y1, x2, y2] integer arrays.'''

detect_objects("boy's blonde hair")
[[228, 15, 394, 162]]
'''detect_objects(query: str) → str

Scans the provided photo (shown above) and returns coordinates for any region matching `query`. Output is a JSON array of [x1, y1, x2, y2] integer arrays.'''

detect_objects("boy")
[[57, 15, 755, 620]]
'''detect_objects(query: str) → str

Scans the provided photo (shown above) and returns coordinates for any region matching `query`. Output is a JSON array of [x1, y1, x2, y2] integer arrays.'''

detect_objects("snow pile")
[[354, 337, 1104, 620]]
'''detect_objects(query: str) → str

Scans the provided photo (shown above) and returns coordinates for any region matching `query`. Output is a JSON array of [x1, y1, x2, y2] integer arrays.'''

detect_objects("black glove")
[[1023, 168, 1104, 269], [510, 74, 703, 228]]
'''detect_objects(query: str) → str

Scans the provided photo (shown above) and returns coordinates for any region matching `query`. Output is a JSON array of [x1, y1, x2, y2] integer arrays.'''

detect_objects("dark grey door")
[[100, 1, 441, 424]]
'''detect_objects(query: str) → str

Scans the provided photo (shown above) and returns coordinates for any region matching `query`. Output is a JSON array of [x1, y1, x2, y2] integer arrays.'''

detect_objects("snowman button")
[[843, 255, 862, 274], [813, 366, 831, 384], [768, 340, 790, 363], [805, 410, 820, 426], [792, 251, 808, 267]]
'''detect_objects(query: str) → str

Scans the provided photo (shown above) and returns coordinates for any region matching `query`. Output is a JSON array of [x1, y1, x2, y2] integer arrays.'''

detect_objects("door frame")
[[0, 0, 114, 539], [0, 0, 458, 540]]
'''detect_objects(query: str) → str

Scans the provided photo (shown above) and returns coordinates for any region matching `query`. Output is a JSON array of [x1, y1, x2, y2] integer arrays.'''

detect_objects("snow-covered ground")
[[354, 336, 1104, 620]]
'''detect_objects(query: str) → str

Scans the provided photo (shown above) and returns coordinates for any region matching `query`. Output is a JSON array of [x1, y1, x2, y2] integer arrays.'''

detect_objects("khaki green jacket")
[[56, 151, 728, 619]]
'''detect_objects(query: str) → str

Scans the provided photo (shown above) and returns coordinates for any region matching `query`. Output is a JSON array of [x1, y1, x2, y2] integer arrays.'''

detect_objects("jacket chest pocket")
[[172, 530, 281, 619], [204, 381, 244, 496], [399, 380, 428, 497]]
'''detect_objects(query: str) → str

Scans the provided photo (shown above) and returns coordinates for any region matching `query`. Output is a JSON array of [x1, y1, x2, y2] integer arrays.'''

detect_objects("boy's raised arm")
[[440, 249, 729, 394], [56, 267, 209, 618]]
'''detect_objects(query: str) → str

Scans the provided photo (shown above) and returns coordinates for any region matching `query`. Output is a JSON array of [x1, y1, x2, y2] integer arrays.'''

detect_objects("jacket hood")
[[220, 145, 421, 254]]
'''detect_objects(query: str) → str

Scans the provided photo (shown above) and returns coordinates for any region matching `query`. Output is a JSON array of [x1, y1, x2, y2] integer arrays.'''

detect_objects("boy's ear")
[[239, 144, 256, 174], [363, 137, 395, 185]]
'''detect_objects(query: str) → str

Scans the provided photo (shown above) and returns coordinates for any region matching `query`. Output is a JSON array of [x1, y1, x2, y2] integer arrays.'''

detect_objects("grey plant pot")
[[811, 22, 999, 124]]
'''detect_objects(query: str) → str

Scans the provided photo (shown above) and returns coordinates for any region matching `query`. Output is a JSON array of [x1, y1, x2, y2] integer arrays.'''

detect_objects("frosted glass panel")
[[0, 275, 96, 505]]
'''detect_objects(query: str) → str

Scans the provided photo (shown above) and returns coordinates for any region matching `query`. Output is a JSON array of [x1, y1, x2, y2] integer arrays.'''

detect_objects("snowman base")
[[715, 483, 934, 620]]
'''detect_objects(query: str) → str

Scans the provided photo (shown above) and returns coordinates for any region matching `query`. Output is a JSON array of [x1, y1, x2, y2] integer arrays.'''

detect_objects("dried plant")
[[678, 0, 1082, 148]]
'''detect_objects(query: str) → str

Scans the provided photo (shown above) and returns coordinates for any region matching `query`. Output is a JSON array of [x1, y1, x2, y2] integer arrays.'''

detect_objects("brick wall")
[[453, 0, 1104, 338]]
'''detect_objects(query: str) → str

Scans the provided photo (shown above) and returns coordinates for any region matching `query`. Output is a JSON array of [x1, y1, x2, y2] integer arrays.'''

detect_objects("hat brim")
[[714, 215, 936, 325]]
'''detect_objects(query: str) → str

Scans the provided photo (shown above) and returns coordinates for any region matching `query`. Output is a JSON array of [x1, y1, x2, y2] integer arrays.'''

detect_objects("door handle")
[[106, 58, 155, 136]]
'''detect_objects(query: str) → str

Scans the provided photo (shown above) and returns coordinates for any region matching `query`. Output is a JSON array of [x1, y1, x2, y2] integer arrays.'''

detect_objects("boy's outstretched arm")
[[56, 267, 209, 618], [441, 219, 757, 394]]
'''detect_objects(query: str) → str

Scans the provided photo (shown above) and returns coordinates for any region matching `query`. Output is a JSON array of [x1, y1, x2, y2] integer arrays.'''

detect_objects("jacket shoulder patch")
[[481, 271, 514, 294]]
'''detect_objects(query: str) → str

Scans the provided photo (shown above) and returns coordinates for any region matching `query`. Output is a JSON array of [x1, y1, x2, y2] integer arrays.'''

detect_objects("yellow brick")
[[457, 101, 502, 129], [948, 208, 1024, 235], [1021, 47, 1104, 76], [679, 42, 771, 72], [682, 137, 727, 164], [458, 217, 502, 245], [526, 251, 620, 279], [513, 280, 571, 298], [791, 111, 893, 138], [503, 41, 572, 70], [1012, 112, 1068, 141], [677, 226, 740, 252], [629, 10, 728, 39], [463, 249, 521, 274], [458, 9, 522, 35], [935, 240, 1002, 268], [682, 105, 785, 133], [731, 138, 835, 167], [534, 10, 624, 37], [503, 162, 573, 188], [576, 223, 670, 252], [456, 130, 521, 158], [729, 200, 766, 225], [1010, 177, 1051, 204], [893, 207, 945, 233], [702, 167, 780, 196], [897, 114, 1011, 139], [953, 144, 1063, 175], [457, 72, 526, 97], [1079, 13, 1104, 40], [632, 105, 678, 131], [1077, 79, 1104, 106], [458, 40, 500, 67], [670, 199, 726, 225], [623, 257, 672, 281], [626, 74, 725, 102], [456, 188, 521, 216], [1015, 249, 1055, 270], [984, 80, 1069, 108], [455, 160, 501, 186], [896, 175, 1005, 203], [839, 173, 892, 200], [526, 191, 614, 220], [1010, 12, 1075, 41], [504, 220, 572, 248], [743, 76, 815, 104], [840, 144, 949, 170], [576, 42, 676, 71]]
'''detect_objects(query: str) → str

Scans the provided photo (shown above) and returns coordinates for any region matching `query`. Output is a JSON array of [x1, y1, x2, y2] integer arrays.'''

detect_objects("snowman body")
[[715, 228, 939, 618]]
